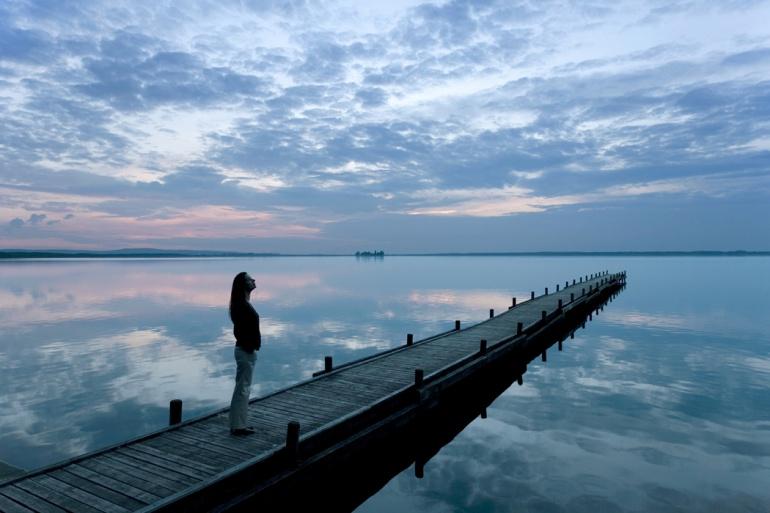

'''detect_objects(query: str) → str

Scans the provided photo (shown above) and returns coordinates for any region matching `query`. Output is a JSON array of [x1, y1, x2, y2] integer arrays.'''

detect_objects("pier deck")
[[0, 271, 625, 513]]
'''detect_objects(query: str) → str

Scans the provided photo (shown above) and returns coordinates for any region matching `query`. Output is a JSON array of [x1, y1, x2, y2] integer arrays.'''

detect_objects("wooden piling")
[[558, 340, 563, 351], [511, 297, 516, 307], [324, 356, 333, 373], [169, 399, 182, 426], [406, 333, 413, 346], [455, 320, 461, 331], [531, 291, 535, 300], [415, 368, 424, 387]]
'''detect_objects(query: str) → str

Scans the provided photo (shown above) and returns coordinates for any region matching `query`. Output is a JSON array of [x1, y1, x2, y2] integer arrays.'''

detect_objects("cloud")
[[0, 0, 769, 250]]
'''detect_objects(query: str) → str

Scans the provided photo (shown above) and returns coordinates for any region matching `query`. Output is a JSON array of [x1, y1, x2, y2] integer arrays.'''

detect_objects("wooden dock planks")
[[0, 272, 624, 513]]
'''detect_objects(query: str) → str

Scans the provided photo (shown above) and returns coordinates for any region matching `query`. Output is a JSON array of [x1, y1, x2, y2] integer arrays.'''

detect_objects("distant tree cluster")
[[355, 250, 385, 258]]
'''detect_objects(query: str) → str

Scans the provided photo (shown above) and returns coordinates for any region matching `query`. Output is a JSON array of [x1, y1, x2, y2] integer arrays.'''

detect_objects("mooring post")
[[541, 349, 547, 362], [558, 340, 563, 351], [589, 313, 593, 321], [455, 320, 461, 331], [582, 288, 586, 296], [517, 375, 523, 385], [169, 399, 182, 426], [480, 408, 487, 419], [479, 339, 487, 355], [556, 284, 560, 292], [324, 356, 333, 373], [531, 291, 535, 300], [415, 368, 424, 387], [489, 308, 494, 318], [566, 281, 569, 288], [512, 297, 517, 307], [545, 287, 548, 295], [415, 459, 424, 479], [580, 277, 583, 283], [570, 292, 574, 302], [541, 310, 547, 321], [286, 421, 300, 463], [558, 299, 563, 309], [573, 279, 576, 285], [407, 333, 413, 346], [517, 322, 523, 334]]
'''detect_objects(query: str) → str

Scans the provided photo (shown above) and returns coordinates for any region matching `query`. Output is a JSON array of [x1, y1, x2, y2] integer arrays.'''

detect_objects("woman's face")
[[245, 274, 257, 293]]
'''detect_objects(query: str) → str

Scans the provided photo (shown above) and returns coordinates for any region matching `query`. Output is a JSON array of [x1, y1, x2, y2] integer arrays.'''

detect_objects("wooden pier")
[[0, 271, 626, 513]]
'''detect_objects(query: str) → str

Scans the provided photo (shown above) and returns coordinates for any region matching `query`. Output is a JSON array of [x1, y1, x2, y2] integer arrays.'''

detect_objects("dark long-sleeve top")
[[231, 301, 261, 353]]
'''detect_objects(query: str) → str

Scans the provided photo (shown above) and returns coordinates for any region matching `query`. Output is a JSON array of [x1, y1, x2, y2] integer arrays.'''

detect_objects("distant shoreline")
[[1, 249, 768, 259]]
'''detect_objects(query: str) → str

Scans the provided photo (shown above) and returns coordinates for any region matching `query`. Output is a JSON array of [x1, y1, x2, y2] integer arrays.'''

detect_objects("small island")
[[355, 250, 385, 259]]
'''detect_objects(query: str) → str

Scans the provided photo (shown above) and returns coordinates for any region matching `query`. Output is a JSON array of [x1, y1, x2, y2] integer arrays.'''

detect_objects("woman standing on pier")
[[229, 272, 261, 435]]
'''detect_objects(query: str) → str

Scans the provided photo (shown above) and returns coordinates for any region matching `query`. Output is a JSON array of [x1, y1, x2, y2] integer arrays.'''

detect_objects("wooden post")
[[286, 421, 300, 463], [455, 320, 461, 331], [580, 277, 583, 283], [573, 279, 576, 285], [558, 299, 563, 309], [512, 297, 517, 307], [582, 288, 585, 296], [517, 322, 523, 334], [541, 350, 547, 362], [489, 308, 494, 318], [479, 339, 487, 355], [566, 281, 569, 288], [169, 399, 182, 426], [531, 291, 535, 300], [517, 376, 523, 386], [415, 368, 424, 387], [570, 331, 574, 339], [589, 313, 593, 321], [545, 287, 548, 295], [415, 459, 424, 478], [556, 284, 560, 292], [480, 408, 487, 419], [558, 340, 563, 351], [324, 356, 333, 373], [541, 310, 547, 321], [570, 292, 574, 302], [407, 333, 413, 346]]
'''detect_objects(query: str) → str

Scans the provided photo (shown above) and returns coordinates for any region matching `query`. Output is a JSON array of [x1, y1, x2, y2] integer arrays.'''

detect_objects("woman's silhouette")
[[228, 272, 261, 435]]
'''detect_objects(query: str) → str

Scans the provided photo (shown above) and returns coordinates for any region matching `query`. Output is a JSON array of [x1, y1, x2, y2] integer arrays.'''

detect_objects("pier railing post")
[[479, 339, 487, 355], [324, 356, 333, 373], [558, 299, 563, 310], [489, 309, 494, 318], [558, 340, 563, 351], [454, 320, 461, 331], [556, 284, 559, 292], [286, 421, 300, 464], [169, 399, 182, 426], [570, 292, 574, 302], [545, 287, 548, 295], [531, 291, 535, 300], [415, 368, 424, 387], [407, 333, 413, 346]]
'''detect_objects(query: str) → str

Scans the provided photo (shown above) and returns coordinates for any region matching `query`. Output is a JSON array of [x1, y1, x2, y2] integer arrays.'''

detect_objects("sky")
[[0, 0, 769, 253]]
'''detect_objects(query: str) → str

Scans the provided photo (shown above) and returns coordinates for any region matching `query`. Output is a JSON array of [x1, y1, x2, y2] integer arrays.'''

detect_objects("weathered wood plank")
[[52, 469, 146, 510], [0, 486, 67, 513], [172, 430, 254, 460], [20, 476, 116, 513], [144, 436, 240, 469], [95, 455, 193, 490], [72, 461, 170, 502], [121, 445, 215, 478], [0, 494, 36, 513], [182, 424, 274, 454]]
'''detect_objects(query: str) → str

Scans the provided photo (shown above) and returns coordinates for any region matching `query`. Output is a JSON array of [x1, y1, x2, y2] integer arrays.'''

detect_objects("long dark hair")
[[229, 271, 250, 322]]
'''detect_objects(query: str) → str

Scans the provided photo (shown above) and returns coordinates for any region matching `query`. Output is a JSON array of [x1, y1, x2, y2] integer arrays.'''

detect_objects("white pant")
[[229, 346, 256, 430]]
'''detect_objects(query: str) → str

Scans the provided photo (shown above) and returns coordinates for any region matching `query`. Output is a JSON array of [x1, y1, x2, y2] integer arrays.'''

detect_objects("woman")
[[228, 272, 261, 435]]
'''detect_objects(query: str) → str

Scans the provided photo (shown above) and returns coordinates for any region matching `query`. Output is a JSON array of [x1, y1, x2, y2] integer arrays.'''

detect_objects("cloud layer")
[[1, 0, 769, 251]]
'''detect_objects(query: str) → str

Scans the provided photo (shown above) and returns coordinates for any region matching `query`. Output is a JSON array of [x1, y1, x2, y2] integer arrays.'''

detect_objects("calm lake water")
[[1, 256, 768, 511]]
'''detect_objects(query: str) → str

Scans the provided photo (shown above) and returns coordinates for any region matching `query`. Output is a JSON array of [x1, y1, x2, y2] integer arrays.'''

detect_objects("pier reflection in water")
[[248, 286, 623, 512]]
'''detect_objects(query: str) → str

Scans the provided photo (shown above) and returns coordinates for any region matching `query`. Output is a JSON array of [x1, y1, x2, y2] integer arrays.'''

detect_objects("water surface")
[[0, 256, 768, 511]]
